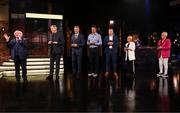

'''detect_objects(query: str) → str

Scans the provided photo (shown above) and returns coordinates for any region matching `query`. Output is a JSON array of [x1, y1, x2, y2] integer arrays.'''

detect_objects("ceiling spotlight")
[[109, 20, 114, 25]]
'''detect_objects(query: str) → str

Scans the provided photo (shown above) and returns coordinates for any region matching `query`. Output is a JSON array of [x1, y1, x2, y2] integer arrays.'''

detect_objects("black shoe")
[[46, 76, 53, 81], [16, 79, 20, 83], [56, 76, 59, 80], [23, 79, 28, 87], [16, 80, 20, 84], [23, 79, 28, 83]]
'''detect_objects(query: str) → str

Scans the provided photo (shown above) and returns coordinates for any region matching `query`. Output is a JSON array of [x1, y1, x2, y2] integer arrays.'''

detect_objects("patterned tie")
[[75, 34, 78, 39]]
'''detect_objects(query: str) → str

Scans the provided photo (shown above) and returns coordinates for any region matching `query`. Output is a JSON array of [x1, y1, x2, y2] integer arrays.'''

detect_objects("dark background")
[[9, 0, 180, 35], [8, 0, 180, 56]]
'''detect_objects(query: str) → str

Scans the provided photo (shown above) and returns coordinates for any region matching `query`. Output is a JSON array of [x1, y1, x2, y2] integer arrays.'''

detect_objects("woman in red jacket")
[[157, 32, 171, 78]]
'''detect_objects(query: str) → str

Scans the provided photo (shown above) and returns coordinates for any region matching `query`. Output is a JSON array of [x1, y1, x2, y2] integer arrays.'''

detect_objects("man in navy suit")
[[3, 30, 28, 82], [46, 25, 65, 81], [71, 25, 85, 77], [104, 28, 119, 79]]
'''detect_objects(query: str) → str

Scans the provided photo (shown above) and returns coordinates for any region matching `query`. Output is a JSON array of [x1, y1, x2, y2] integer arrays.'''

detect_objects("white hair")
[[162, 32, 168, 36], [14, 30, 23, 35]]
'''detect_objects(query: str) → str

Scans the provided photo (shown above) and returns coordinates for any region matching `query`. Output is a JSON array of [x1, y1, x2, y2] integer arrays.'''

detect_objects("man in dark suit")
[[3, 30, 28, 82], [104, 28, 119, 79], [46, 25, 65, 81], [71, 25, 85, 77]]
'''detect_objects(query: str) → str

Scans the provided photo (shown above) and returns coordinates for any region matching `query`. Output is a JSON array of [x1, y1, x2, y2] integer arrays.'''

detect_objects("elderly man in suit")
[[104, 28, 119, 79], [71, 25, 85, 78], [3, 30, 28, 82], [46, 25, 65, 81]]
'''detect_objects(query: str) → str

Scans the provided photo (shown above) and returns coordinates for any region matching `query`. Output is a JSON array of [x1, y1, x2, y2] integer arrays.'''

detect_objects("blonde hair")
[[127, 35, 133, 40], [162, 32, 168, 36]]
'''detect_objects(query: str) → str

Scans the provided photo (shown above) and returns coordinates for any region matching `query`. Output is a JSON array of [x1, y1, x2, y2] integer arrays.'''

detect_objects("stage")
[[0, 63, 179, 112]]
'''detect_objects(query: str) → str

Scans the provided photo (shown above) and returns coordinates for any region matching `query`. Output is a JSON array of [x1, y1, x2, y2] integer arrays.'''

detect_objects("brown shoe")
[[105, 72, 109, 77], [114, 72, 118, 79]]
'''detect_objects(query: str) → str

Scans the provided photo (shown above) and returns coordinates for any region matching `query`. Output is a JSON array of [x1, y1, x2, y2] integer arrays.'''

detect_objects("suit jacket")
[[125, 42, 136, 61], [71, 33, 85, 55], [104, 35, 119, 54], [48, 32, 65, 54], [7, 38, 28, 60], [157, 38, 171, 58]]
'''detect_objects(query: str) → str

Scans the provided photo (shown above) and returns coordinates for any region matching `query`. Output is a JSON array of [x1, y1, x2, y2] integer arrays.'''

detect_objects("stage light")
[[109, 20, 114, 25], [26, 13, 63, 20], [1, 27, 5, 31]]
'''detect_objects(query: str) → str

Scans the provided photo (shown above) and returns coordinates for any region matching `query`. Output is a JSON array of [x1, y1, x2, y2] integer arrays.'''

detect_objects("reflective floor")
[[0, 64, 180, 112]]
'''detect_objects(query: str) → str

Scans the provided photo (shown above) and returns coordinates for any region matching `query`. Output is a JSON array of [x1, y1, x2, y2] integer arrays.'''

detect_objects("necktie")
[[75, 34, 78, 39]]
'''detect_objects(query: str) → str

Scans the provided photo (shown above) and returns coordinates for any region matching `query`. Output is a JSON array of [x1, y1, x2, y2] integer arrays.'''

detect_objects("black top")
[[48, 32, 65, 54]]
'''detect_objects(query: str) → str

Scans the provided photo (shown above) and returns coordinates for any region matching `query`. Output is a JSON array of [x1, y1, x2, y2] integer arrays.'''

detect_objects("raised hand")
[[3, 33, 10, 42]]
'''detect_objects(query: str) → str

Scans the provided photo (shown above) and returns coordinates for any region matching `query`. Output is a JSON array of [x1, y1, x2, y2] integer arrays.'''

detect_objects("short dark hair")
[[50, 25, 57, 29], [91, 25, 97, 29], [74, 25, 80, 28], [108, 28, 114, 31]]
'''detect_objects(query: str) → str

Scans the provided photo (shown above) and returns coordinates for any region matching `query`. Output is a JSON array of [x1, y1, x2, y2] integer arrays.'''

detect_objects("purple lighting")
[[145, 0, 150, 17]]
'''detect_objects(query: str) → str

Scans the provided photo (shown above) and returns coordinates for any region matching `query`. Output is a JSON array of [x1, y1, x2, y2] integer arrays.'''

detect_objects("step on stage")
[[0, 57, 64, 77]]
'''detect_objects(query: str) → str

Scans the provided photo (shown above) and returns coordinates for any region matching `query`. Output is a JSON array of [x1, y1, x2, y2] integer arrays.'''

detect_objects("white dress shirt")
[[109, 36, 113, 49]]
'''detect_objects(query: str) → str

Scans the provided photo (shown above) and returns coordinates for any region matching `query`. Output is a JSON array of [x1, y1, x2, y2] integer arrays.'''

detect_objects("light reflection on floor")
[[0, 66, 179, 112]]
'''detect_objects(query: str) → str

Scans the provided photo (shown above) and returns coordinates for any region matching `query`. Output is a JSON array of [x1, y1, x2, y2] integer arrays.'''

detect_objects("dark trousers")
[[89, 48, 99, 74], [72, 51, 82, 74], [125, 59, 135, 74], [49, 53, 61, 77], [14, 56, 27, 81], [106, 50, 117, 72]]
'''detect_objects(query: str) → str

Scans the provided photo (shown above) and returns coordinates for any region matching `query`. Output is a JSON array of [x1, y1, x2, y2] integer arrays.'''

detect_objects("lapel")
[[160, 39, 167, 46], [126, 42, 130, 47], [73, 33, 79, 43], [108, 35, 114, 42], [52, 33, 56, 41]]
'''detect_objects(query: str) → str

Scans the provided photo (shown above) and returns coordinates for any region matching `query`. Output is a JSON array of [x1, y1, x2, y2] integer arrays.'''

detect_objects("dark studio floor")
[[0, 60, 180, 112]]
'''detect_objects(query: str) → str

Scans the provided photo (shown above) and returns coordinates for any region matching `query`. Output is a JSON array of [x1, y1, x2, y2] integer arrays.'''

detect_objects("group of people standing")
[[64, 25, 136, 80], [68, 25, 120, 79], [3, 24, 171, 83]]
